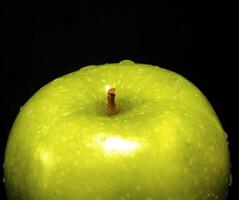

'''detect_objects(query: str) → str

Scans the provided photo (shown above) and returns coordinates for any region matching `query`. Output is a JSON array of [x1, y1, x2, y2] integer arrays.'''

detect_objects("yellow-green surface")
[[4, 60, 231, 200]]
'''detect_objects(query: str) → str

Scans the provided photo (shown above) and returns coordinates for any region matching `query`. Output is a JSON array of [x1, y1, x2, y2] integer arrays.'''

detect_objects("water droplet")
[[119, 60, 134, 64], [224, 131, 228, 139], [86, 78, 92, 82], [26, 110, 32, 116], [229, 174, 232, 186]]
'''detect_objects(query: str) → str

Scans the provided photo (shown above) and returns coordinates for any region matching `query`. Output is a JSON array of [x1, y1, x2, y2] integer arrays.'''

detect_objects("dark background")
[[1, 1, 237, 200]]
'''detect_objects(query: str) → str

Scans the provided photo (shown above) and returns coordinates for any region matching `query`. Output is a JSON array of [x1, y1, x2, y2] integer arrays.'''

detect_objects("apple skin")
[[4, 60, 231, 200]]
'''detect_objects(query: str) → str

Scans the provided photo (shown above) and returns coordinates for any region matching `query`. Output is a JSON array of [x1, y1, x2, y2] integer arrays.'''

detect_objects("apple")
[[4, 60, 231, 200]]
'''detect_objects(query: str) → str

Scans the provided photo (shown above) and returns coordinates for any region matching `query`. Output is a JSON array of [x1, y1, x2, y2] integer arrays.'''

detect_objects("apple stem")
[[107, 88, 117, 116]]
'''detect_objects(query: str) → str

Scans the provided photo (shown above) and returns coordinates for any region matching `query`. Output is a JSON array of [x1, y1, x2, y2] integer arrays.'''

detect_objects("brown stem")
[[107, 88, 117, 115]]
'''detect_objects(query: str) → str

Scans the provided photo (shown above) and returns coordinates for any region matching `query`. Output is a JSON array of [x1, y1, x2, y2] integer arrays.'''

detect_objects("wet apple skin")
[[4, 61, 231, 200]]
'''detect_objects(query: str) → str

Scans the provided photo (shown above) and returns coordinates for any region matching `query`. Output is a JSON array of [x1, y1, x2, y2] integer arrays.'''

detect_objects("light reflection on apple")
[[38, 148, 54, 169], [95, 136, 140, 154]]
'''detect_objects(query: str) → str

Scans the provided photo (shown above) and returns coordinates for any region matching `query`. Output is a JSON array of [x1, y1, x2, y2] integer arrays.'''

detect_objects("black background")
[[1, 1, 237, 200]]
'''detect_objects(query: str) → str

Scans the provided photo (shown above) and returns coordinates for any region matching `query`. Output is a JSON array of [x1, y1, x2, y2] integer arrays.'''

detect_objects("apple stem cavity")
[[107, 88, 117, 116]]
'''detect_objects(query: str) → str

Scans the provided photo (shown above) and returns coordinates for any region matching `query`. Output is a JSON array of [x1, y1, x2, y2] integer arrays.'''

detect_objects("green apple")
[[4, 60, 231, 200]]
